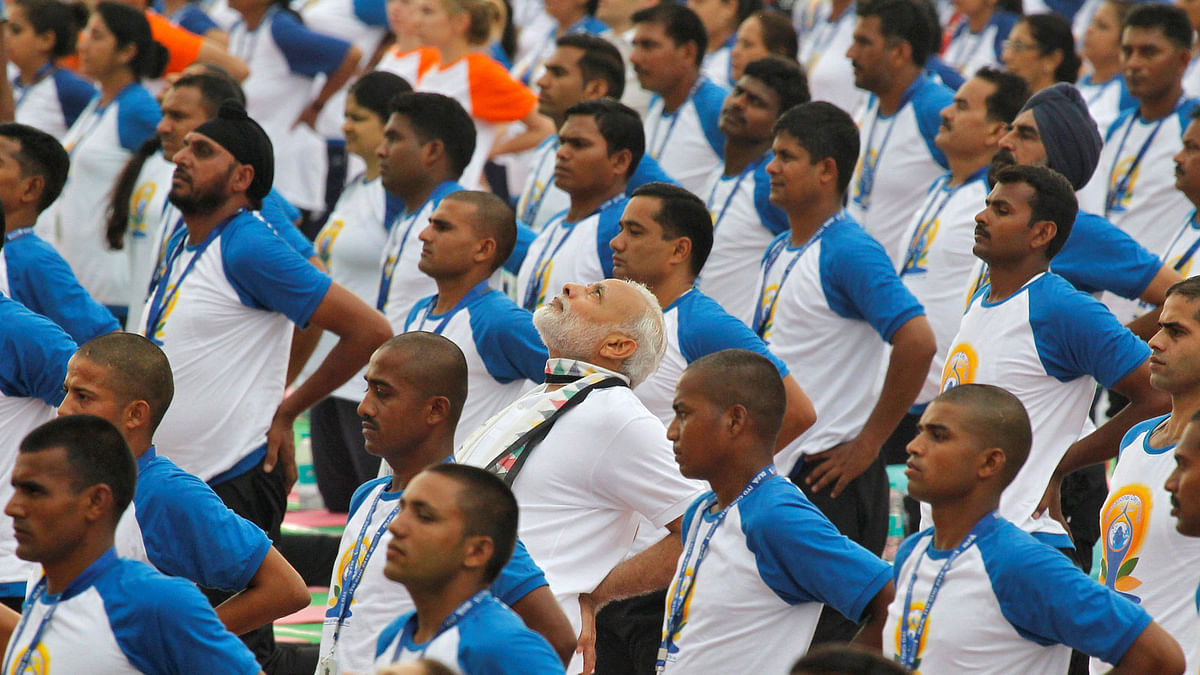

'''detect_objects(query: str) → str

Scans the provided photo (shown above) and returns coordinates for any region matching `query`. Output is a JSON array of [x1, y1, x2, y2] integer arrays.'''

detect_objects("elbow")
[[550, 630, 576, 666], [226, 58, 250, 82], [897, 317, 937, 366], [366, 309, 394, 347], [280, 572, 311, 615]]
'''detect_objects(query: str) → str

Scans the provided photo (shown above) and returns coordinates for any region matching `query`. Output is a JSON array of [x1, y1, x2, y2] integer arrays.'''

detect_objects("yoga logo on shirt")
[[8, 642, 49, 674], [939, 343, 977, 391], [757, 283, 780, 341], [1107, 157, 1141, 214], [315, 219, 345, 267], [129, 182, 158, 239], [851, 149, 879, 210], [893, 600, 929, 673], [325, 538, 371, 620], [1098, 484, 1150, 603], [902, 217, 940, 275]]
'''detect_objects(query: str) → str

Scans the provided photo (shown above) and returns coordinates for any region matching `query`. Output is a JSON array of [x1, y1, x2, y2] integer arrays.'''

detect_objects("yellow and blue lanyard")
[[753, 210, 847, 337], [1104, 104, 1178, 215], [143, 210, 240, 344], [393, 590, 491, 662]]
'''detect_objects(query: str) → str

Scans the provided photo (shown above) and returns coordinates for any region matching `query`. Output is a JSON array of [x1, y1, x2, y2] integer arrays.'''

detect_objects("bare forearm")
[[282, 330, 383, 417], [861, 322, 935, 448], [775, 375, 816, 451], [1056, 395, 1168, 479], [215, 548, 309, 635], [286, 324, 323, 387], [589, 533, 681, 608]]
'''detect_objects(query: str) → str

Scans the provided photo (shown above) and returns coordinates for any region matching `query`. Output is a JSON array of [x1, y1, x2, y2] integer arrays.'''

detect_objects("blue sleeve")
[[677, 293, 788, 376], [270, 12, 353, 78], [913, 80, 951, 169], [5, 237, 119, 342], [175, 5, 219, 35], [0, 296, 75, 405], [596, 204, 623, 279], [752, 158, 789, 236], [115, 86, 161, 153], [352, 0, 388, 26], [348, 477, 393, 516], [891, 530, 931, 583], [990, 12, 1017, 62], [979, 525, 1151, 663], [376, 613, 412, 658], [820, 228, 925, 341], [1028, 276, 1150, 388], [384, 191, 404, 232], [52, 69, 96, 129], [1179, 99, 1200, 136], [693, 80, 728, 160], [627, 154, 678, 192], [491, 538, 549, 604], [261, 190, 316, 259], [505, 221, 536, 274], [1117, 79, 1136, 114], [135, 459, 272, 591], [459, 609, 565, 675], [220, 216, 332, 327], [470, 293, 548, 383], [925, 58, 963, 91], [1051, 212, 1161, 298], [105, 565, 261, 675], [740, 480, 892, 620]]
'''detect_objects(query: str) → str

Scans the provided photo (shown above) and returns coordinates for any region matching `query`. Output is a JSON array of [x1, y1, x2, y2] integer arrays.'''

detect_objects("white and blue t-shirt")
[[515, 136, 675, 233], [942, 12, 1017, 75], [695, 155, 789, 326], [13, 66, 96, 140], [1150, 210, 1200, 284], [379, 180, 464, 330], [0, 295, 74, 596], [643, 77, 728, 194], [405, 283, 547, 446], [1077, 74, 1135, 140], [322, 477, 551, 675], [114, 446, 272, 592], [849, 74, 953, 266], [756, 213, 925, 475], [700, 35, 735, 89], [937, 273, 1150, 544], [3, 227, 120, 343], [516, 196, 626, 311], [1089, 416, 1200, 673], [374, 590, 564, 674], [884, 513, 1152, 673], [660, 473, 891, 673], [124, 151, 176, 330], [2, 550, 260, 675], [138, 210, 332, 482], [795, 0, 866, 117], [635, 288, 788, 425]]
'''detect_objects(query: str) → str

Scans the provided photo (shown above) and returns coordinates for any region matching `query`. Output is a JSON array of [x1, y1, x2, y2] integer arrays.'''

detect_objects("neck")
[[44, 534, 113, 595], [184, 198, 248, 245], [438, 41, 470, 66], [17, 59, 52, 86], [710, 455, 772, 509], [433, 272, 489, 313], [945, 152, 990, 186], [662, 71, 700, 114], [98, 71, 136, 106], [877, 66, 921, 116], [128, 436, 153, 459], [410, 580, 487, 643], [386, 442, 454, 492], [829, 0, 853, 18], [723, 139, 771, 176], [567, 182, 623, 222], [966, 9, 992, 33], [985, 257, 1047, 301], [647, 275, 694, 310], [240, 4, 271, 29], [786, 197, 842, 246], [1088, 61, 1120, 84], [1162, 393, 1200, 445], [929, 496, 996, 550], [707, 27, 733, 54], [1139, 86, 1183, 121], [362, 155, 382, 182], [554, 9, 585, 31], [4, 208, 37, 232], [403, 180, 442, 215]]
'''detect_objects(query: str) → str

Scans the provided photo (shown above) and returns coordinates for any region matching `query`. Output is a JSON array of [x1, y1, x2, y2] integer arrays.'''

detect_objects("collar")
[[543, 358, 630, 385], [136, 445, 158, 472]]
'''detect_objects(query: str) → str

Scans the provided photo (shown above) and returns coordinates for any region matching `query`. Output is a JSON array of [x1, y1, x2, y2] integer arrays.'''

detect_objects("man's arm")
[[266, 281, 392, 486], [294, 47, 363, 130], [0, 605, 17, 652], [1126, 265, 1180, 340], [805, 316, 936, 497], [510, 586, 577, 666], [1035, 361, 1170, 522], [214, 547, 310, 636], [1107, 620, 1184, 674], [849, 579, 894, 651], [775, 374, 817, 452]]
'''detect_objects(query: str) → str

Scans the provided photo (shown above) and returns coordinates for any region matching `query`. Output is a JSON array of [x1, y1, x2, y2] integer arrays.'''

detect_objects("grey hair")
[[614, 280, 666, 387]]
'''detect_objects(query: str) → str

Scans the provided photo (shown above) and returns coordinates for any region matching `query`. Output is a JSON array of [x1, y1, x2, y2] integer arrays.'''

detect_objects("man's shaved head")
[[441, 190, 517, 271], [683, 349, 785, 442], [75, 332, 174, 430], [933, 384, 1032, 487], [376, 332, 469, 426]]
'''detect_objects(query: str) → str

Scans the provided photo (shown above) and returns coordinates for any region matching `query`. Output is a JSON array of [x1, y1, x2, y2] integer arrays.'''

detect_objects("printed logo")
[[893, 600, 929, 674], [129, 182, 157, 237], [1099, 484, 1151, 602], [315, 219, 345, 266], [1107, 157, 1141, 214], [150, 284, 179, 345], [532, 261, 554, 310], [940, 343, 977, 391], [758, 283, 780, 341], [902, 216, 941, 275], [325, 536, 373, 620], [964, 265, 990, 311], [851, 148, 879, 209], [9, 642, 49, 674]]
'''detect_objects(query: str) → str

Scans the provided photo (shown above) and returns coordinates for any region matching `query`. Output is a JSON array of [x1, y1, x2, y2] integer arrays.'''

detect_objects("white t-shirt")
[[515, 196, 626, 311], [12, 67, 95, 140], [124, 151, 176, 330], [1156, 210, 1200, 281], [695, 156, 790, 326], [795, 0, 867, 117], [941, 13, 1015, 76], [1076, 75, 1135, 141], [1089, 415, 1200, 673], [700, 40, 734, 90], [848, 74, 953, 267], [897, 169, 988, 406], [643, 77, 728, 194], [378, 181, 463, 331]]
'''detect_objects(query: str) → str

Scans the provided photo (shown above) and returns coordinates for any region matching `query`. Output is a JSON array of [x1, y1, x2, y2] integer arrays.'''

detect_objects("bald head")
[[684, 350, 785, 443], [934, 384, 1032, 487], [75, 332, 174, 430], [441, 190, 517, 271], [374, 333, 469, 426]]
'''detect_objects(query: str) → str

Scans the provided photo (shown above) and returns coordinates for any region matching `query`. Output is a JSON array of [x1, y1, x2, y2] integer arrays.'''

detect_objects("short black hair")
[[685, 349, 786, 442], [349, 71, 413, 122], [388, 93, 478, 179], [933, 384, 1033, 488], [973, 67, 1031, 125], [857, 0, 934, 66], [76, 332, 175, 432], [1163, 276, 1200, 322], [422, 463, 518, 584], [632, 3, 708, 67], [442, 190, 518, 271], [20, 415, 137, 523], [1022, 13, 1083, 84], [14, 0, 80, 58], [377, 332, 469, 428], [556, 34, 626, 100], [170, 72, 246, 116], [629, 182, 713, 275], [792, 644, 911, 675], [773, 102, 860, 195], [992, 164, 1078, 259], [1124, 2, 1194, 50], [742, 56, 810, 117], [563, 99, 645, 179], [0, 123, 70, 214]]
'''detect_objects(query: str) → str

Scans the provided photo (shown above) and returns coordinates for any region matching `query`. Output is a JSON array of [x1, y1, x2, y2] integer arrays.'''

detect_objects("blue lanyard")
[[13, 63, 54, 111], [1081, 75, 1118, 107], [231, 6, 275, 60], [65, 96, 114, 158], [707, 156, 765, 236], [853, 78, 922, 209], [144, 211, 239, 344], [521, 195, 624, 310], [946, 25, 989, 73], [412, 281, 490, 335], [655, 466, 777, 672], [898, 512, 995, 669], [900, 168, 987, 275], [329, 488, 400, 645], [520, 140, 558, 226], [649, 78, 704, 160], [1170, 210, 1200, 273], [377, 186, 451, 310], [804, 2, 853, 70], [393, 589, 491, 662], [4, 227, 34, 243], [1105, 105, 1177, 215], [753, 211, 846, 336]]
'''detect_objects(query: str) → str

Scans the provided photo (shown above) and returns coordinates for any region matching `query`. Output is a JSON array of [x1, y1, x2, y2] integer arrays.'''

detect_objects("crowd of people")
[[2, 0, 1200, 671]]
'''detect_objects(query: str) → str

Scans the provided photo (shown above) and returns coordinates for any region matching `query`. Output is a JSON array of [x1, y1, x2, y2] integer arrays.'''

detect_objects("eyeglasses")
[[1002, 39, 1039, 53]]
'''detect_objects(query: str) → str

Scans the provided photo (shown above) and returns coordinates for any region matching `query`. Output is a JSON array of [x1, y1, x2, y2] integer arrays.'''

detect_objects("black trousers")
[[594, 590, 668, 675], [310, 397, 381, 513]]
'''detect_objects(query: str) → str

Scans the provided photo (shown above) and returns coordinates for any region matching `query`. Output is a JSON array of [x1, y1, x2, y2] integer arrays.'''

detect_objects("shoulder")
[[1119, 414, 1169, 458], [911, 76, 954, 114], [220, 211, 297, 265], [51, 68, 96, 100], [459, 600, 563, 671], [116, 84, 160, 120], [692, 77, 730, 112], [348, 477, 392, 516], [1178, 98, 1200, 131]]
